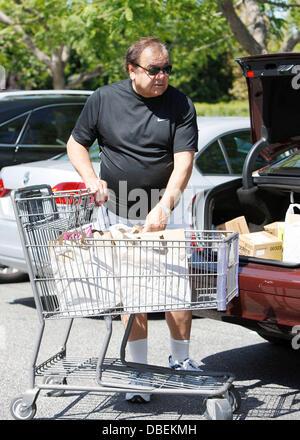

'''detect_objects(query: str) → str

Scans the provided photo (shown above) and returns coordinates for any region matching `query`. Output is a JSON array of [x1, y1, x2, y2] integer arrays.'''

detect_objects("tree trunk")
[[218, 0, 265, 55], [244, 0, 268, 52], [280, 31, 300, 52], [50, 63, 66, 89]]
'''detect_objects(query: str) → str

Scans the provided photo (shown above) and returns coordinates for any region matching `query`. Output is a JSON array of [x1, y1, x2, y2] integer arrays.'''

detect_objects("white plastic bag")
[[109, 225, 191, 313], [49, 229, 121, 317], [282, 204, 300, 263]]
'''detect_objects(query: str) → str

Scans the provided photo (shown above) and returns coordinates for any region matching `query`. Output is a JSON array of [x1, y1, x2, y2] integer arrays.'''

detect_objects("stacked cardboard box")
[[216, 216, 249, 234], [216, 216, 283, 261], [238, 231, 282, 261], [263, 221, 285, 241]]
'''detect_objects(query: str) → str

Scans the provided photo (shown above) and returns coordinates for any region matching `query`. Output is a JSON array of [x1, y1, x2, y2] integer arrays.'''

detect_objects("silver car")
[[0, 116, 255, 282]]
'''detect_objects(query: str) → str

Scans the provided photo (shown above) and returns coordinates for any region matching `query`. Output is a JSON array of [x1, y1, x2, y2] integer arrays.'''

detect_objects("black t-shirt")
[[72, 79, 198, 219]]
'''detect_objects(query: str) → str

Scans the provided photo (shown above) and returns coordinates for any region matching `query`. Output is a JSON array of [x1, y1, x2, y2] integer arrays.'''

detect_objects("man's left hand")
[[143, 204, 169, 232]]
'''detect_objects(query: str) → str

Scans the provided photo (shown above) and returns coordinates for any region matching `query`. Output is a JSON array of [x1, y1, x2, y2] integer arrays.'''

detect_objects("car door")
[[14, 104, 84, 164], [219, 130, 267, 173], [194, 129, 252, 187], [0, 114, 28, 168]]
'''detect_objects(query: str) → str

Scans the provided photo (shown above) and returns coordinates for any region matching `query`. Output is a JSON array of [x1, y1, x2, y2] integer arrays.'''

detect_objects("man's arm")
[[144, 150, 195, 232], [66, 135, 108, 202]]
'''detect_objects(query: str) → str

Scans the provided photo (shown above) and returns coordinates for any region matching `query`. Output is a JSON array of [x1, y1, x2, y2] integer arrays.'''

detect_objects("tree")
[[217, 0, 300, 55], [0, 0, 299, 94]]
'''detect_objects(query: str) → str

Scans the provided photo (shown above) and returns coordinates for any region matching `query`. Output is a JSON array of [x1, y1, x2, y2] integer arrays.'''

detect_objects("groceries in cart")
[[48, 222, 238, 317], [10, 185, 241, 421], [49, 223, 192, 316]]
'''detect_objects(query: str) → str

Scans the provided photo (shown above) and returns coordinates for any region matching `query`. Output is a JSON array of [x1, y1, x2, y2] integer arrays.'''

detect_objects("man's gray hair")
[[125, 37, 170, 73]]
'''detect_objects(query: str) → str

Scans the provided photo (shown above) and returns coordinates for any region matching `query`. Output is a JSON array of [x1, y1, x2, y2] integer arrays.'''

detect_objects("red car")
[[193, 52, 300, 347]]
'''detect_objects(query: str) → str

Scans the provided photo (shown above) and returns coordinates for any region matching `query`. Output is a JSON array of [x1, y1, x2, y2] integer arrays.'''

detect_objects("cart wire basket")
[[10, 185, 241, 421]]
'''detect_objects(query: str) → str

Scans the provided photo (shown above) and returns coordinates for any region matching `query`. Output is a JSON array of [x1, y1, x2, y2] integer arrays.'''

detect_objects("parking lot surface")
[[1, 280, 300, 423]]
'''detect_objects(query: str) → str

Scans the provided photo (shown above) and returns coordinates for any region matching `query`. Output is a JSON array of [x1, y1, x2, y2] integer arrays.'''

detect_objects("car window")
[[196, 140, 229, 174], [89, 141, 101, 161], [53, 140, 100, 161], [20, 105, 84, 145], [0, 115, 27, 144], [220, 130, 266, 173]]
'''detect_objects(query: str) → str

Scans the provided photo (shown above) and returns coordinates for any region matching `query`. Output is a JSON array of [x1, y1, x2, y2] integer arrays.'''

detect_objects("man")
[[67, 37, 200, 403]]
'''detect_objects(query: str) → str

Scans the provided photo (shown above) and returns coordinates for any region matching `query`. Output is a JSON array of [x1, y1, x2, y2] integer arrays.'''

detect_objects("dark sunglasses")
[[134, 63, 172, 76]]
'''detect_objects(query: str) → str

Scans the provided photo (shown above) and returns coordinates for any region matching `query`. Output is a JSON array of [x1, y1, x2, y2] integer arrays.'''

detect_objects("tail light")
[[51, 182, 101, 206], [52, 182, 86, 193], [52, 182, 87, 205], [0, 178, 10, 197]]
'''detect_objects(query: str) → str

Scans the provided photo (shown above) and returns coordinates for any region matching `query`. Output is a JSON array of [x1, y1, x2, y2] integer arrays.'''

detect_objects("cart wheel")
[[227, 385, 241, 413], [10, 396, 37, 420], [204, 398, 233, 420], [43, 376, 67, 397]]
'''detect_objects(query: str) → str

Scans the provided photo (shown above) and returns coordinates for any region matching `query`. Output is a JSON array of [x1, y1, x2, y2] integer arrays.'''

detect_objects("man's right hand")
[[66, 136, 109, 204], [85, 178, 109, 204]]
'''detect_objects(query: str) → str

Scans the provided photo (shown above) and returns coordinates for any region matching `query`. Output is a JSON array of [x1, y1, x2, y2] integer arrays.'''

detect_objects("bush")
[[194, 101, 249, 117]]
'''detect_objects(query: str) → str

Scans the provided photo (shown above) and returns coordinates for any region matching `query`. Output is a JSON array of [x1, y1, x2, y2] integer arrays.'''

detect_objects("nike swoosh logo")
[[157, 118, 169, 122]]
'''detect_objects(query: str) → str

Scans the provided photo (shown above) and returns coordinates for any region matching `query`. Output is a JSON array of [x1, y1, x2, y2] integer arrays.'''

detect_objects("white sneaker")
[[168, 355, 202, 371], [125, 372, 152, 403]]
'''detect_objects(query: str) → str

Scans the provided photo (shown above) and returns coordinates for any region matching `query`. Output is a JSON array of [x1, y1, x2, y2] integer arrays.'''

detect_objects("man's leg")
[[166, 310, 201, 370], [121, 313, 148, 342], [121, 313, 151, 403]]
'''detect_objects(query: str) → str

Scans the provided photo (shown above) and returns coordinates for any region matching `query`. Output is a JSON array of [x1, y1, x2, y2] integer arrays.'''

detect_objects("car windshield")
[[53, 141, 100, 162], [259, 149, 300, 176]]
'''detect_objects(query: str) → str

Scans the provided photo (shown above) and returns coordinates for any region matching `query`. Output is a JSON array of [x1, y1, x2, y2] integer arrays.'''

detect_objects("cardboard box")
[[216, 216, 249, 234], [264, 221, 285, 241], [239, 231, 282, 261]]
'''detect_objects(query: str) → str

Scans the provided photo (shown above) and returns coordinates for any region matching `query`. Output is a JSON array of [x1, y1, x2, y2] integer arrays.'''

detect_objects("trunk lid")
[[235, 53, 300, 162]]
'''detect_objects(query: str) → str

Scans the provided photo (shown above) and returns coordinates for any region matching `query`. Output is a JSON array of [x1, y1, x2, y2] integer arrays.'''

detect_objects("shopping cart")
[[10, 185, 241, 421]]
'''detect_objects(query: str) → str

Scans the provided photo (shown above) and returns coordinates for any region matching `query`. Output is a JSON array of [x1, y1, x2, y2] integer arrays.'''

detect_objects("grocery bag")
[[49, 226, 121, 317], [282, 204, 300, 263], [109, 225, 191, 313]]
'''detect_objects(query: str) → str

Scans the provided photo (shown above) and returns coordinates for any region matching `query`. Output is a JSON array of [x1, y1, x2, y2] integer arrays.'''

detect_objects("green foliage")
[[0, 0, 299, 95]]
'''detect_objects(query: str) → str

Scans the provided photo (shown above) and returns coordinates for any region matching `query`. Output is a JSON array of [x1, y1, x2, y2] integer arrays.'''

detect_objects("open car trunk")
[[192, 178, 300, 340], [192, 53, 300, 340], [198, 177, 300, 264]]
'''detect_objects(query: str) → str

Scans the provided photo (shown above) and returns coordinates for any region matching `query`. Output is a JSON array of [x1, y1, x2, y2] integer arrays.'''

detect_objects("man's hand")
[[143, 204, 169, 232], [85, 178, 109, 204], [66, 136, 109, 204]]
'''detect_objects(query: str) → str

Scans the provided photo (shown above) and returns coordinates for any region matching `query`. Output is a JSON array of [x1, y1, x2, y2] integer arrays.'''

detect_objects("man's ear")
[[128, 63, 136, 80]]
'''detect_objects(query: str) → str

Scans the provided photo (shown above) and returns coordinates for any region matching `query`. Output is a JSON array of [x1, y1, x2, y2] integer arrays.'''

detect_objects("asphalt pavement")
[[1, 279, 300, 424]]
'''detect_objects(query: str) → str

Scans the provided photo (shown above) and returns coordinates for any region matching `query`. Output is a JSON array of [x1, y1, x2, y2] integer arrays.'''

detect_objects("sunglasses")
[[134, 63, 172, 76]]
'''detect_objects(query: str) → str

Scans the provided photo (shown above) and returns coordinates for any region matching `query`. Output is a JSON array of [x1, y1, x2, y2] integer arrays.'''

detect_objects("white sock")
[[127, 338, 148, 364], [170, 337, 190, 363]]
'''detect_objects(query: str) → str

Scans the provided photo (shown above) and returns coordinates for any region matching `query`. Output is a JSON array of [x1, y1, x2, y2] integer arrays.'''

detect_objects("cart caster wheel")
[[227, 385, 241, 413], [43, 376, 67, 397], [10, 396, 37, 420], [204, 398, 233, 420]]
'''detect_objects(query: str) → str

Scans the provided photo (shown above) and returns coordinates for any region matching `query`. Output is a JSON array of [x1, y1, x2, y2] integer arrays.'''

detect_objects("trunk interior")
[[202, 178, 300, 267]]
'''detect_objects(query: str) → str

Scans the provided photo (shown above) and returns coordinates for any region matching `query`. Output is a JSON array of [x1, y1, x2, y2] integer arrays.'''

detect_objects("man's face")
[[129, 46, 170, 98]]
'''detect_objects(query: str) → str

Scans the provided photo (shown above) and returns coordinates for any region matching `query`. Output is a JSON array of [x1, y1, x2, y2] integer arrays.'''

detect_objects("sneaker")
[[168, 355, 202, 371], [125, 372, 152, 403]]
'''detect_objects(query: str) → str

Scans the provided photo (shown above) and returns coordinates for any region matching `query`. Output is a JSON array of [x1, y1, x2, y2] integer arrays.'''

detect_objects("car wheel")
[[0, 265, 28, 283]]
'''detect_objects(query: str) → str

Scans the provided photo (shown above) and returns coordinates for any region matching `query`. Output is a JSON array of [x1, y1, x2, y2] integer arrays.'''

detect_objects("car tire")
[[0, 265, 28, 283]]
